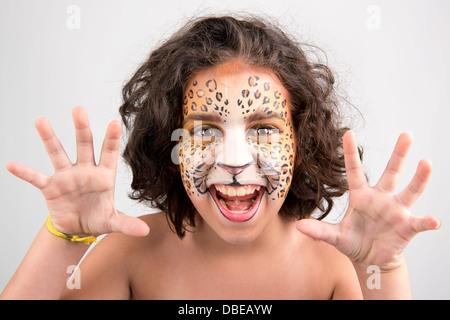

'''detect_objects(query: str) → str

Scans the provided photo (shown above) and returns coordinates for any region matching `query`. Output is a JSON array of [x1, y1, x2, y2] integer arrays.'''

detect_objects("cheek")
[[277, 127, 295, 191], [252, 129, 295, 201], [178, 137, 220, 197]]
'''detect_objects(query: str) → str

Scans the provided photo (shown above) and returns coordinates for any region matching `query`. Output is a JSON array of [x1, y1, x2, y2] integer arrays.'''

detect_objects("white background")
[[1, 0, 449, 299]]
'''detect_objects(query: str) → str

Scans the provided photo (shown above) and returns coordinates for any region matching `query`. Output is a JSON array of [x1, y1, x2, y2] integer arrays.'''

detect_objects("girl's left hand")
[[296, 131, 441, 271]]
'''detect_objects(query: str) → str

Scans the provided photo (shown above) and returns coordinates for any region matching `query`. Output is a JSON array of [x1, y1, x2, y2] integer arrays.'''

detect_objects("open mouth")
[[209, 184, 265, 222]]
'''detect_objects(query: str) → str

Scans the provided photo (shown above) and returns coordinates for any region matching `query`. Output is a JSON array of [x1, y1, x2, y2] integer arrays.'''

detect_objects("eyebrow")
[[182, 112, 222, 126], [182, 109, 287, 127], [183, 110, 287, 127], [245, 110, 286, 125]]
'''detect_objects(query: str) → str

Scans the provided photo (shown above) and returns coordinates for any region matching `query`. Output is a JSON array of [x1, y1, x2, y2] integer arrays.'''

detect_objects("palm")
[[333, 187, 416, 269], [297, 131, 440, 270], [42, 165, 116, 236], [7, 107, 149, 237]]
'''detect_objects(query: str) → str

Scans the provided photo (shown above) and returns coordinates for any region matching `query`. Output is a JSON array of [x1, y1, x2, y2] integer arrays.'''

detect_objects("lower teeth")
[[219, 198, 226, 207], [218, 198, 257, 214]]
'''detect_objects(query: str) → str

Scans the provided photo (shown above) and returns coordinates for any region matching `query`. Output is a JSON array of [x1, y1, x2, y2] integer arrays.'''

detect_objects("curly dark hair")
[[119, 15, 361, 238]]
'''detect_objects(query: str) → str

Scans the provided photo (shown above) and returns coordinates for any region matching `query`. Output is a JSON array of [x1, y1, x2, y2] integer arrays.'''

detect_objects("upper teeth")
[[214, 185, 261, 197]]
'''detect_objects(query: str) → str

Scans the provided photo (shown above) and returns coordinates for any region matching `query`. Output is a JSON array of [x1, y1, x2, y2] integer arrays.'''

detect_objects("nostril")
[[217, 162, 251, 175]]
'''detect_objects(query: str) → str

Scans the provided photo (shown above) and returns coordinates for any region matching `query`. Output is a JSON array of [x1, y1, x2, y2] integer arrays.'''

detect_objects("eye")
[[247, 125, 279, 142], [255, 127, 274, 136], [249, 125, 277, 136], [191, 126, 221, 141]]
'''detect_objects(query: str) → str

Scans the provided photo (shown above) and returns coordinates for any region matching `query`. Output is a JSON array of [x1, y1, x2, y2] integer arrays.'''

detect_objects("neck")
[[190, 212, 296, 259]]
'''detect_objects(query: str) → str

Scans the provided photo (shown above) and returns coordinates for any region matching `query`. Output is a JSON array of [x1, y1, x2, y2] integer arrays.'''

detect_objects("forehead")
[[182, 64, 290, 121]]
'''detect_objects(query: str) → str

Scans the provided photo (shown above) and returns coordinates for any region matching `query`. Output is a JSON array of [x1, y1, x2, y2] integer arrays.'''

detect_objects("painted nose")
[[215, 128, 254, 172], [217, 162, 252, 175]]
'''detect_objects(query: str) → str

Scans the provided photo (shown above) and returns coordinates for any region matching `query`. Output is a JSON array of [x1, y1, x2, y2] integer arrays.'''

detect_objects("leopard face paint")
[[178, 63, 295, 242]]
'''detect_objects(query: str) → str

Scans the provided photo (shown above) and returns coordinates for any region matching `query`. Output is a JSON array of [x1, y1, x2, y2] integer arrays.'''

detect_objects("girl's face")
[[178, 61, 295, 244]]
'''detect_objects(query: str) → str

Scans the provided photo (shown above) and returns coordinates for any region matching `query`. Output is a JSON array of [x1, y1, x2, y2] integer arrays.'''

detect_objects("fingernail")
[[433, 218, 441, 230]]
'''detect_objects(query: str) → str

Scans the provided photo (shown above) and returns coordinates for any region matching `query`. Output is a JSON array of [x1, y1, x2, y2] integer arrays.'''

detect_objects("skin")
[[1, 61, 440, 300], [178, 62, 295, 244]]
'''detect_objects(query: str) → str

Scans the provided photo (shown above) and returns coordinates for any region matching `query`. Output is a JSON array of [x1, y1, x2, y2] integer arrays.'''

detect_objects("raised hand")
[[6, 106, 149, 238], [296, 131, 440, 270]]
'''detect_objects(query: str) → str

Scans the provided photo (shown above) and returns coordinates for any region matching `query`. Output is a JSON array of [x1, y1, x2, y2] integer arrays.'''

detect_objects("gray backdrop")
[[1, 0, 449, 299]]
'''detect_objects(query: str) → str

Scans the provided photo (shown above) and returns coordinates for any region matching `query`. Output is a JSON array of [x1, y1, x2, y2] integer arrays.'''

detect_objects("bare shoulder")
[[298, 232, 349, 265], [100, 212, 179, 254], [82, 212, 181, 268], [61, 212, 177, 299], [139, 212, 176, 240], [294, 231, 362, 299]]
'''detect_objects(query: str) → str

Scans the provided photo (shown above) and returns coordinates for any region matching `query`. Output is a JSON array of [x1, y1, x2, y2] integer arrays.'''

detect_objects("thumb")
[[410, 215, 441, 233], [110, 212, 150, 237], [296, 218, 339, 246]]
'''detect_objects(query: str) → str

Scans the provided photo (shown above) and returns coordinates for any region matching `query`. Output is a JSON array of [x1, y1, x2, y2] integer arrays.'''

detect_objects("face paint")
[[178, 63, 295, 242]]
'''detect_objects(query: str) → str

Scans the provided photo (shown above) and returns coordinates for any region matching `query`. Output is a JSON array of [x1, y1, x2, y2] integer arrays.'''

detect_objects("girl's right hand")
[[6, 106, 150, 238]]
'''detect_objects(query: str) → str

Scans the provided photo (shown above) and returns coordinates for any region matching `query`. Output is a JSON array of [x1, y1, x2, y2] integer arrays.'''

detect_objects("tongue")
[[224, 199, 253, 212]]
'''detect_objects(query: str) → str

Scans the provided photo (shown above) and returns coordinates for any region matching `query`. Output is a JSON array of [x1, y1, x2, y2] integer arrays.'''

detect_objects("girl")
[[1, 15, 440, 299]]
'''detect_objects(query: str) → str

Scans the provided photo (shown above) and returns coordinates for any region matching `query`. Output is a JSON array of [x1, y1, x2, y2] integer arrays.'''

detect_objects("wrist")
[[46, 216, 97, 245], [352, 254, 407, 274], [352, 257, 411, 299]]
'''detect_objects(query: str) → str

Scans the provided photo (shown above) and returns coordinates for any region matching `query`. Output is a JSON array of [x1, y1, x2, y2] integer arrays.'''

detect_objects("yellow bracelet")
[[46, 216, 98, 245]]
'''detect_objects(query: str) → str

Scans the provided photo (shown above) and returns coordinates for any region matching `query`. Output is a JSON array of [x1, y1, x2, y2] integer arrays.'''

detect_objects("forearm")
[[353, 258, 412, 300], [0, 223, 89, 299]]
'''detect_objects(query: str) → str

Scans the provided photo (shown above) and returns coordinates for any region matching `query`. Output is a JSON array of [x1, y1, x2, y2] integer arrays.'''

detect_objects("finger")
[[109, 212, 150, 237], [376, 132, 413, 192], [98, 120, 122, 170], [343, 130, 367, 190], [410, 215, 441, 234], [296, 219, 339, 247], [6, 161, 49, 190], [72, 106, 95, 164], [35, 117, 72, 171], [395, 159, 432, 208]]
